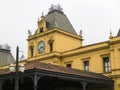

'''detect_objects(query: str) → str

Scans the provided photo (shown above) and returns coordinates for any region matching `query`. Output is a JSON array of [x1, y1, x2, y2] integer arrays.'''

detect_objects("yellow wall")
[[27, 24, 120, 90], [55, 30, 82, 52], [28, 31, 56, 58], [28, 28, 82, 61], [26, 14, 120, 90], [1, 7, 120, 90], [113, 78, 120, 90], [61, 42, 110, 73]]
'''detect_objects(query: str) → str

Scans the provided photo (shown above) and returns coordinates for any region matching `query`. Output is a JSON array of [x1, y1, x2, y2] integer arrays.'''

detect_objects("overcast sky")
[[0, 0, 120, 58]]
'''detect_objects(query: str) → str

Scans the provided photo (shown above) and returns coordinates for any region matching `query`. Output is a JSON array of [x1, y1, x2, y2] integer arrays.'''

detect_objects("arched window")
[[48, 40, 54, 53], [40, 27, 43, 33], [30, 46, 34, 57], [49, 42, 53, 52]]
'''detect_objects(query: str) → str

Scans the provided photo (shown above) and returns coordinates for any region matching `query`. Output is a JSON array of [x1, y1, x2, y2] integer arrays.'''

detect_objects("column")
[[31, 75, 42, 90], [111, 85, 114, 90], [80, 81, 88, 90], [0, 81, 3, 90], [34, 75, 37, 90]]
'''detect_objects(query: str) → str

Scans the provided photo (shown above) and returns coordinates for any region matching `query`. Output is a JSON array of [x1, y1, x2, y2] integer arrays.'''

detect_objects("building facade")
[[0, 5, 119, 90], [27, 5, 120, 90]]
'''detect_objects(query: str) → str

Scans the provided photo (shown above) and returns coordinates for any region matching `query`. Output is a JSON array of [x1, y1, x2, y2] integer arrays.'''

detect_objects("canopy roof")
[[0, 61, 113, 85]]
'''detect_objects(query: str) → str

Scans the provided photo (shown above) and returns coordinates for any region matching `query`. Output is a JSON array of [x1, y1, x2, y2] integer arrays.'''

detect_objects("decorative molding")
[[109, 48, 114, 52], [100, 53, 110, 57], [28, 28, 82, 41], [118, 48, 120, 51], [111, 68, 120, 71], [81, 57, 91, 61], [62, 46, 109, 58], [29, 45, 34, 49], [64, 60, 73, 64], [48, 39, 54, 44]]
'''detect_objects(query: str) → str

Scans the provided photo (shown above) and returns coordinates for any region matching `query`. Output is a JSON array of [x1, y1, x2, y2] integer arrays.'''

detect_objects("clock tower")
[[27, 5, 83, 64]]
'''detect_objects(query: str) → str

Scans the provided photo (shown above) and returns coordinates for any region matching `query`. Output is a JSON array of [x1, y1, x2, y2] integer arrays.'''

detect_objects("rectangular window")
[[50, 43, 53, 52], [66, 64, 71, 68], [103, 57, 110, 72], [84, 61, 89, 71], [30, 46, 34, 57]]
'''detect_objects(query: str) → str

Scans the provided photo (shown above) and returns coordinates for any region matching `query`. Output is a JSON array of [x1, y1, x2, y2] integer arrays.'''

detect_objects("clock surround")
[[38, 41, 45, 54]]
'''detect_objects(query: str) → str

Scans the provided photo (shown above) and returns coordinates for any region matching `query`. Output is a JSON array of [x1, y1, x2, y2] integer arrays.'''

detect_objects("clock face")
[[38, 41, 45, 53]]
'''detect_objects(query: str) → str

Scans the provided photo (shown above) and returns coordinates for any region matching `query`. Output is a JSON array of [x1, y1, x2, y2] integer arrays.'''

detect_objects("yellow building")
[[27, 5, 120, 90], [0, 4, 120, 90]]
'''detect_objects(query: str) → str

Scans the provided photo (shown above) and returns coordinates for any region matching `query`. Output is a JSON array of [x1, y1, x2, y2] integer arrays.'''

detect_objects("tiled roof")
[[0, 61, 112, 82], [25, 61, 112, 81], [45, 10, 77, 35]]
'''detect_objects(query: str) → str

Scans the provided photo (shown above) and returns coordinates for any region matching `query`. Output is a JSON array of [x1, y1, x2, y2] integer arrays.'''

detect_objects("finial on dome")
[[41, 11, 45, 20], [109, 30, 113, 39], [38, 17, 39, 21], [49, 4, 63, 13], [28, 30, 32, 36], [42, 11, 44, 16], [79, 30, 82, 36]]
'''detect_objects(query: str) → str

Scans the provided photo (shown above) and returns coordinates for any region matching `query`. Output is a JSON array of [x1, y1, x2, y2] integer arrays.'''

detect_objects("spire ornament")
[[38, 17, 39, 22], [42, 11, 44, 17], [28, 30, 32, 36], [79, 30, 82, 36], [109, 30, 113, 39], [49, 4, 63, 13]]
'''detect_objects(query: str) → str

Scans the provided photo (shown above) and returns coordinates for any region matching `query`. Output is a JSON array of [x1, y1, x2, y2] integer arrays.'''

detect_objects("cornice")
[[61, 43, 109, 58], [109, 37, 120, 45], [55, 28, 82, 40], [109, 74, 120, 78], [27, 28, 82, 41], [62, 41, 109, 53], [62, 46, 109, 58], [28, 51, 61, 62], [100, 53, 110, 57], [111, 68, 120, 72], [81, 57, 91, 61], [27, 29, 55, 41]]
